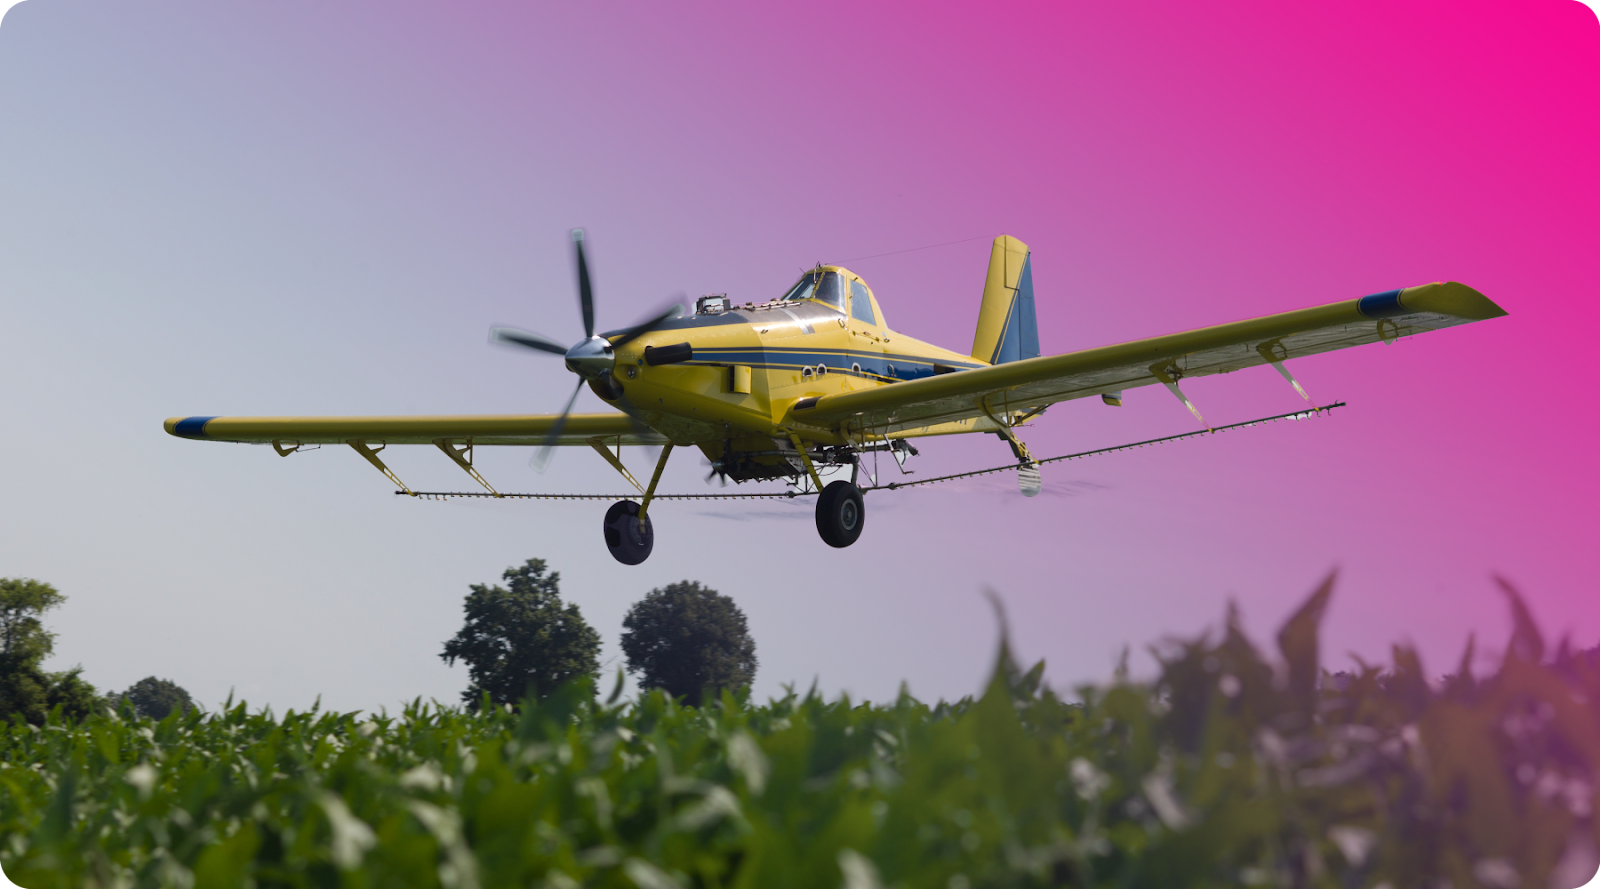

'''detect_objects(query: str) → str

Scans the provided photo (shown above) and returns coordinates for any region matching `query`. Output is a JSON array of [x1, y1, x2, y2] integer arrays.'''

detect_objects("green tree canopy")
[[440, 559, 600, 708], [0, 663, 50, 725], [46, 668, 101, 720], [0, 577, 63, 663], [0, 577, 98, 724], [621, 580, 756, 702], [112, 676, 196, 721]]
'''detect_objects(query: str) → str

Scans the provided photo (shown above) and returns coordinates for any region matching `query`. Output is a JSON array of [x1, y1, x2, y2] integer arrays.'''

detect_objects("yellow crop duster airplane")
[[166, 231, 1506, 564]]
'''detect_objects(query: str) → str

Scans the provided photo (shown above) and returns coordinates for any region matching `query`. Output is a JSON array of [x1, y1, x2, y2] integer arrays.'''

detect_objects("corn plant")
[[1, 576, 1594, 888]]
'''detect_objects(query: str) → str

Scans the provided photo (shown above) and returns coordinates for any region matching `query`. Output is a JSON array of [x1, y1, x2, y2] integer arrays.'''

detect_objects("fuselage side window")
[[811, 272, 846, 313], [849, 279, 877, 326]]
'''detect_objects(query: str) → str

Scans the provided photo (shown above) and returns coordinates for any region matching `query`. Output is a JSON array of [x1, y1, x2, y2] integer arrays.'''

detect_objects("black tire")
[[815, 481, 865, 548], [603, 500, 654, 565]]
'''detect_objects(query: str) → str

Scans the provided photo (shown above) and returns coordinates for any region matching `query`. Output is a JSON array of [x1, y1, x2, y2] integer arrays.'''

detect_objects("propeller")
[[611, 302, 685, 350], [703, 457, 730, 487], [530, 379, 585, 473], [488, 229, 684, 471], [575, 229, 595, 338], [703, 439, 735, 487], [488, 327, 567, 355]]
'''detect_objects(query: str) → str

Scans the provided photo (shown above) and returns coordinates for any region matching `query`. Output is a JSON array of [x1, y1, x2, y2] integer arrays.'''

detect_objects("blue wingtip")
[[172, 416, 218, 438], [1356, 290, 1406, 319]]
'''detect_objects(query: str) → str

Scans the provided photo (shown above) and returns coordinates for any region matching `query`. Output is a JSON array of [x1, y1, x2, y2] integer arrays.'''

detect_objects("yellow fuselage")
[[601, 266, 981, 467]]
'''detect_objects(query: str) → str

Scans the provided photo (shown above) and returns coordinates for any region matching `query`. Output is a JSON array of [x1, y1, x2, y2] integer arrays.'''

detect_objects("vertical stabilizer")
[[970, 234, 1040, 365]]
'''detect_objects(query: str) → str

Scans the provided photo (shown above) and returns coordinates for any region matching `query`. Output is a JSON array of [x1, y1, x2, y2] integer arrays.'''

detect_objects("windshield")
[[781, 271, 845, 312]]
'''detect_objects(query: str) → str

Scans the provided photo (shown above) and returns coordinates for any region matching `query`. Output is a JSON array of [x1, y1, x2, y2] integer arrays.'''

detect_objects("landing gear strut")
[[603, 443, 672, 565], [603, 500, 654, 565], [815, 480, 865, 548]]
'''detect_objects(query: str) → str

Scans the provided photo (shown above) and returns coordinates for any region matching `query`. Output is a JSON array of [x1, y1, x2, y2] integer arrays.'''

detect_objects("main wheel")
[[815, 481, 865, 548], [603, 500, 654, 565]]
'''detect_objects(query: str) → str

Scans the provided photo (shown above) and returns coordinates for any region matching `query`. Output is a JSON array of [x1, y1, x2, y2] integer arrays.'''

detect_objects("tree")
[[0, 578, 63, 663], [0, 662, 49, 724], [0, 578, 98, 723], [621, 581, 757, 702], [110, 677, 196, 720], [47, 668, 101, 718], [440, 559, 600, 708]]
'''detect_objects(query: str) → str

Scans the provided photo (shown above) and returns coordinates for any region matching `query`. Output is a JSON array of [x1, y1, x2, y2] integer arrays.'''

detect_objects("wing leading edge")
[[789, 282, 1506, 436], [163, 413, 667, 447]]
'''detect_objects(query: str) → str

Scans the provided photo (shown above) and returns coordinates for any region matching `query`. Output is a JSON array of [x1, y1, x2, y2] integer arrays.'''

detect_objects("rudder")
[[970, 234, 1039, 365]]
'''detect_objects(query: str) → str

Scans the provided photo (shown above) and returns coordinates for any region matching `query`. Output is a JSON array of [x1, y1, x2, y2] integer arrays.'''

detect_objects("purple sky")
[[0, 0, 1595, 711]]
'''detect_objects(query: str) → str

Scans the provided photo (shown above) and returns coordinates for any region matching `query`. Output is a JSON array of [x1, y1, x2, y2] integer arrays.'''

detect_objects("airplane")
[[166, 230, 1507, 564]]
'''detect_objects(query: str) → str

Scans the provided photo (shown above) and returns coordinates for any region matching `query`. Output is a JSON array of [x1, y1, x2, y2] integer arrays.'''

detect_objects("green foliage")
[[622, 580, 757, 702], [0, 578, 98, 725], [2, 576, 1595, 888], [109, 677, 196, 721], [440, 559, 601, 708], [0, 660, 102, 726], [0, 656, 51, 725], [0, 578, 64, 664], [44, 668, 101, 722]]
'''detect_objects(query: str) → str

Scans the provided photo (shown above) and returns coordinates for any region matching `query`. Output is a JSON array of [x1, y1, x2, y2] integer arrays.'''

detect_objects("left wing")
[[789, 281, 1505, 436], [164, 413, 668, 447]]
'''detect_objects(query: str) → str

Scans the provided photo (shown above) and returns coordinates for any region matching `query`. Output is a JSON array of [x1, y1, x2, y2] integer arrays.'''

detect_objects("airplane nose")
[[565, 335, 616, 379]]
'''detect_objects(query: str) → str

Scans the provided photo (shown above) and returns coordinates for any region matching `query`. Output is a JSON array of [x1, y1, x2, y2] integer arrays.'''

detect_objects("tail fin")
[[970, 234, 1040, 365]]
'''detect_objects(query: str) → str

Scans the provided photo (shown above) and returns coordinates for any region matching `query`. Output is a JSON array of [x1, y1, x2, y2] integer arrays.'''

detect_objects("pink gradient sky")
[[0, 0, 1595, 709]]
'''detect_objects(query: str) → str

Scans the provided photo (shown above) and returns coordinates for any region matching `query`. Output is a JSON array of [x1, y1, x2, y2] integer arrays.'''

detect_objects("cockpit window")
[[812, 273, 845, 312], [780, 273, 818, 303], [781, 271, 846, 313], [849, 279, 877, 325]]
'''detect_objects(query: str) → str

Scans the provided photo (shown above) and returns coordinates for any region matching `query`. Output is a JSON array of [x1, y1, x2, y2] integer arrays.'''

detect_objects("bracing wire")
[[831, 235, 988, 264]]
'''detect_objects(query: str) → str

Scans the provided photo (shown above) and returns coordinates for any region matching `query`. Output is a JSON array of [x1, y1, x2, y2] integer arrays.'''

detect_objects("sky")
[[0, 0, 1595, 715]]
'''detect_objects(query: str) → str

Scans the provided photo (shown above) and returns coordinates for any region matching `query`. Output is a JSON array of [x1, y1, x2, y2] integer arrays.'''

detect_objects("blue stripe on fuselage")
[[688, 348, 980, 383]]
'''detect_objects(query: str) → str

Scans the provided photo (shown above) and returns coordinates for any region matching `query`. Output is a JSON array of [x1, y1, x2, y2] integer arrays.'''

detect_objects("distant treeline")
[[0, 578, 193, 723], [0, 558, 759, 726]]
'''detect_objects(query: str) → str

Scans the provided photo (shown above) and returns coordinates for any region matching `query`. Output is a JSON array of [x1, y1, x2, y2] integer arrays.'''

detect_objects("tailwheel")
[[815, 481, 865, 548], [603, 500, 654, 565]]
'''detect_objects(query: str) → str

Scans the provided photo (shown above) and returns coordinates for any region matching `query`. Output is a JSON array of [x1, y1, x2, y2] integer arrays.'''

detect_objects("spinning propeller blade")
[[610, 297, 686, 350], [531, 378, 586, 473], [489, 326, 568, 355], [574, 229, 595, 339], [702, 456, 730, 487]]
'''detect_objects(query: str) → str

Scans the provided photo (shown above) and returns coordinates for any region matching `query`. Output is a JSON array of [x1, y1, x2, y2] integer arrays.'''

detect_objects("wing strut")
[[434, 439, 501, 497], [588, 438, 645, 493], [1255, 343, 1319, 410], [350, 441, 413, 496], [1151, 362, 1212, 431]]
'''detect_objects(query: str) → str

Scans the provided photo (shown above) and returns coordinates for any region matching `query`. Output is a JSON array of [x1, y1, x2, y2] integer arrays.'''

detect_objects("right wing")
[[789, 282, 1506, 436], [164, 413, 668, 447]]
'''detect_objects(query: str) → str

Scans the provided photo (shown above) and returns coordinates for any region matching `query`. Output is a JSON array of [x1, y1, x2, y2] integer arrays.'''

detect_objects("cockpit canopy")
[[781, 271, 845, 312], [780, 269, 879, 326]]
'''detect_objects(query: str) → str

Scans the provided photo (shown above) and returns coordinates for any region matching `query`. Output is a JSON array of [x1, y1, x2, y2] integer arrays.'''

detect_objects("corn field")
[[2, 578, 1596, 889]]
